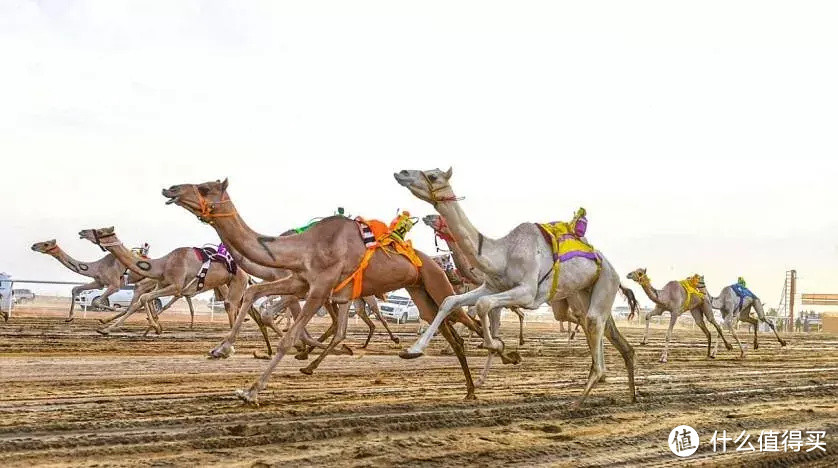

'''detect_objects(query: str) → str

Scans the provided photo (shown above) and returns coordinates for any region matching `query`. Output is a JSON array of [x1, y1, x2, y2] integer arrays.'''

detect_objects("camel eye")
[[198, 186, 209, 196], [428, 174, 438, 182]]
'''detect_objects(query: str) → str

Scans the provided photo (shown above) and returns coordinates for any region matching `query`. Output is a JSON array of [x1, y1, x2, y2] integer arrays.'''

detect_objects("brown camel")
[[31, 239, 147, 322], [225, 241, 400, 361], [79, 228, 275, 355], [163, 179, 490, 405]]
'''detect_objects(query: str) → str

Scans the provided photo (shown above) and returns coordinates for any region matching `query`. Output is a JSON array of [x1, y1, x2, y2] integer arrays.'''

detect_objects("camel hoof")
[[341, 344, 354, 356], [294, 352, 309, 361], [208, 344, 234, 359], [95, 328, 110, 336], [463, 392, 477, 401], [98, 318, 107, 324], [501, 350, 522, 365], [726, 343, 734, 351], [779, 340, 788, 347], [708, 354, 716, 359], [391, 336, 400, 344], [399, 349, 423, 360], [252, 352, 271, 360], [299, 367, 314, 375], [659, 357, 667, 364], [753, 343, 759, 350], [519, 339, 525, 346], [234, 389, 259, 406], [65, 318, 74, 323]]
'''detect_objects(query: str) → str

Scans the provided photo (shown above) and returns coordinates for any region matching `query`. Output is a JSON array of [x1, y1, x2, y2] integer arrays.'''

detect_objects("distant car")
[[12, 289, 35, 304], [378, 295, 420, 323], [76, 287, 173, 311]]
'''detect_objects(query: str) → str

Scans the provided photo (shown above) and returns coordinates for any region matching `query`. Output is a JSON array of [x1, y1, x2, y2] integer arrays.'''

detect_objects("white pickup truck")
[[76, 287, 174, 311], [378, 291, 420, 323]]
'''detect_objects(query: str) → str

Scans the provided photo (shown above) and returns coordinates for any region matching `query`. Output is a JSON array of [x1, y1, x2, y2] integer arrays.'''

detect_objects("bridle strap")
[[193, 186, 236, 224], [96, 232, 122, 248], [421, 172, 462, 206], [45, 245, 60, 254]]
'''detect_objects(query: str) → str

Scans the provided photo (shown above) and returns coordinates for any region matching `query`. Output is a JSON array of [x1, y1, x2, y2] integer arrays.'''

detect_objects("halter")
[[421, 172, 463, 206], [634, 271, 652, 286], [45, 245, 60, 254], [192, 186, 236, 224], [95, 231, 123, 248]]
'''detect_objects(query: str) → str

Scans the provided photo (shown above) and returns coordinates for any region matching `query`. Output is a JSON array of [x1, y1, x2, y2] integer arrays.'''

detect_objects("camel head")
[[31, 239, 58, 254], [626, 268, 650, 285], [422, 214, 455, 242], [394, 168, 455, 205], [79, 227, 117, 247], [162, 179, 230, 223]]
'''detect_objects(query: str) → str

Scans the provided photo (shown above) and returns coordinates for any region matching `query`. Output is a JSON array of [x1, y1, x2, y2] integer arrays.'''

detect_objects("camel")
[[162, 179, 486, 405], [79, 228, 276, 356], [702, 280, 787, 358], [394, 168, 638, 406], [224, 241, 400, 363], [626, 268, 732, 362], [31, 239, 145, 322]]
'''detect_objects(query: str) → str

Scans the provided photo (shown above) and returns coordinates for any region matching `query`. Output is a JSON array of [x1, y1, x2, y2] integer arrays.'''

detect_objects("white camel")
[[394, 168, 637, 406], [703, 280, 787, 358]]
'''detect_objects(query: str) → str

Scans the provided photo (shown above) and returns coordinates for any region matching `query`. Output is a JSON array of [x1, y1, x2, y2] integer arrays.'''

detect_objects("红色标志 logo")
[[669, 425, 699, 457]]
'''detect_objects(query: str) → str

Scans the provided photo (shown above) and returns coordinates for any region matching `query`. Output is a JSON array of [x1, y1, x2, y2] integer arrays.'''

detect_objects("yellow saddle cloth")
[[536, 221, 601, 302], [679, 275, 705, 311], [334, 215, 423, 299]]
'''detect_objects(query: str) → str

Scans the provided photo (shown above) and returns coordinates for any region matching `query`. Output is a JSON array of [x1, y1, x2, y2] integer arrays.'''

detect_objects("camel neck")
[[50, 247, 94, 278], [208, 203, 305, 271], [639, 280, 666, 307], [225, 242, 282, 280], [439, 230, 485, 285], [434, 199, 495, 273], [103, 239, 166, 280]]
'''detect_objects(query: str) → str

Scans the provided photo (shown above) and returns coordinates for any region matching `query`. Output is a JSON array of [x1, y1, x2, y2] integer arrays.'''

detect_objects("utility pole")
[[789, 269, 797, 328]]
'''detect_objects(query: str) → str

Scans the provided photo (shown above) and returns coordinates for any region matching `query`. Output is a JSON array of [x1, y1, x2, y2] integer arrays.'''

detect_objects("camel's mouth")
[[165, 196, 179, 205], [393, 172, 412, 187]]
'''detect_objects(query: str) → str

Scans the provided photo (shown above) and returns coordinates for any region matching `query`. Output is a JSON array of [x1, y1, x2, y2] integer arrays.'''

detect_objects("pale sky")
[[1, 1, 837, 310]]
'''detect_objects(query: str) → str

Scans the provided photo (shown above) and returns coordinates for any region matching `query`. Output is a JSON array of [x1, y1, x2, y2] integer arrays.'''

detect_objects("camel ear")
[[221, 178, 229, 192], [444, 167, 453, 179], [642, 268, 647, 274], [49, 239, 56, 244]]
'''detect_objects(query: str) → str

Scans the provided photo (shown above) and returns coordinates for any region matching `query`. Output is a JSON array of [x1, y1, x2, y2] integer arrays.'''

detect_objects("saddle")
[[535, 209, 601, 301], [193, 243, 237, 291], [731, 283, 757, 312], [334, 214, 422, 299], [679, 275, 705, 311]]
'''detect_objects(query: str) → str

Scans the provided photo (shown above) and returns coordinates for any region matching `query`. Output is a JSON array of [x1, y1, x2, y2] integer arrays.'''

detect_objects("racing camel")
[[395, 168, 638, 407], [31, 239, 144, 322], [162, 179, 486, 405], [702, 278, 786, 358], [627, 269, 732, 362], [79, 228, 276, 356]]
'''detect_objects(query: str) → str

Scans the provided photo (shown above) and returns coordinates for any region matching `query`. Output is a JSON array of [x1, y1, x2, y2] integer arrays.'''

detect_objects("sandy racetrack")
[[1, 312, 835, 467]]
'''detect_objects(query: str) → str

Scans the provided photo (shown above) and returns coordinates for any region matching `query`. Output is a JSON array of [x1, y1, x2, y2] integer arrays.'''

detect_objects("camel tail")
[[619, 284, 640, 321]]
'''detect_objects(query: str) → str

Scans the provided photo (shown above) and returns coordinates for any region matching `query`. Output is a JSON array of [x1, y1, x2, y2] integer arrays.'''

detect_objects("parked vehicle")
[[75, 287, 173, 311], [378, 292, 420, 323], [12, 289, 35, 304]]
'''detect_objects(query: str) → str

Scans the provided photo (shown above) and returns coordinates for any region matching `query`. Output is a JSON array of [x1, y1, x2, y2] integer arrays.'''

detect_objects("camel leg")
[[353, 299, 376, 348], [574, 314, 607, 408], [68, 281, 102, 322], [725, 313, 746, 358], [140, 285, 181, 335], [702, 301, 731, 352], [250, 306, 275, 360], [365, 296, 399, 344], [185, 296, 195, 329], [660, 312, 678, 363], [401, 284, 490, 358], [210, 276, 306, 359], [296, 302, 342, 360], [691, 309, 714, 359], [752, 300, 787, 347], [301, 302, 352, 375], [603, 315, 637, 403], [641, 305, 665, 345], [475, 352, 495, 388], [97, 281, 158, 334], [235, 280, 335, 405], [472, 285, 536, 353], [511, 307, 525, 345], [91, 284, 120, 312], [741, 314, 759, 351], [141, 295, 182, 336]]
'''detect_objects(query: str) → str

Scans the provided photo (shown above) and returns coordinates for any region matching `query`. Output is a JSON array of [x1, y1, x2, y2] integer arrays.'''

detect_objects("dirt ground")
[[0, 310, 835, 467]]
